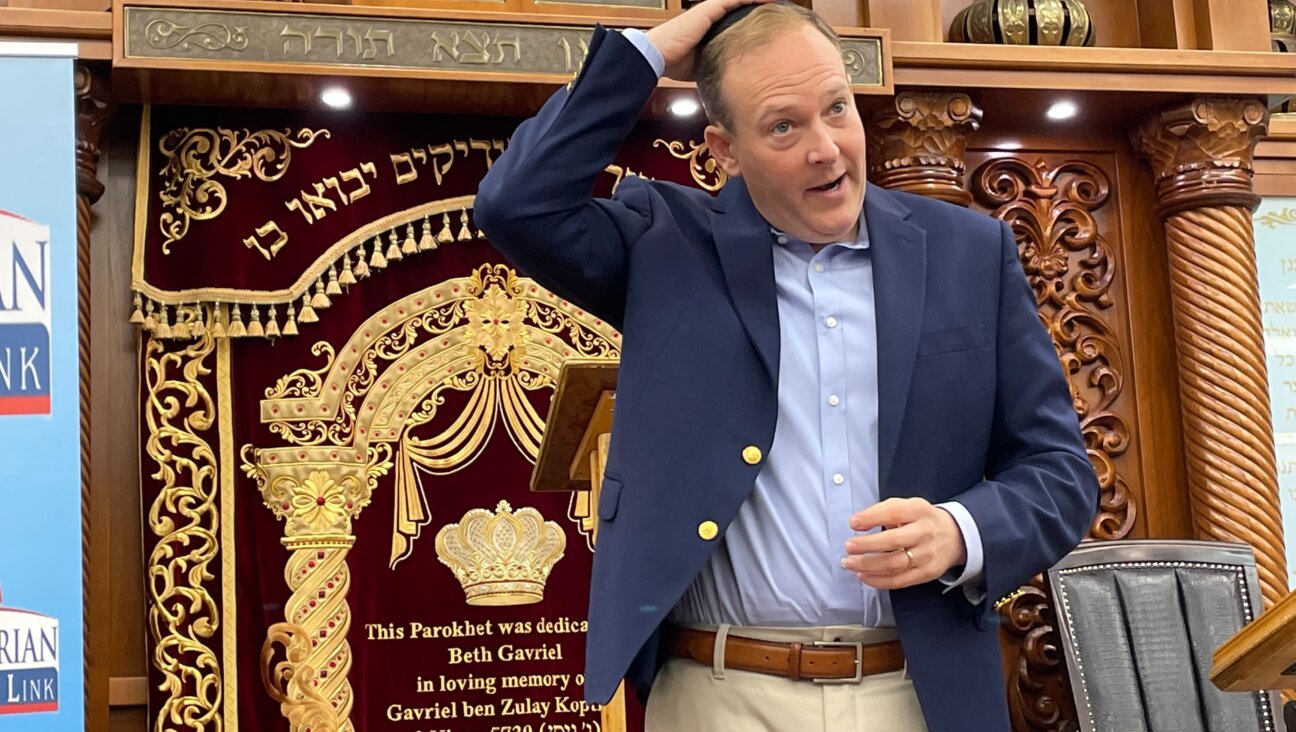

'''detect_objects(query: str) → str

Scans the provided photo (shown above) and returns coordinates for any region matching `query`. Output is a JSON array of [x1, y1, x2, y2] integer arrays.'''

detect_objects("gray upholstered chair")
[[1046, 539, 1286, 732]]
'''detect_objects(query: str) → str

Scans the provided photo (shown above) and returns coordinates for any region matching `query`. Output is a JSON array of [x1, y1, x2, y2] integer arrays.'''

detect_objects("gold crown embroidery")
[[435, 500, 566, 606]]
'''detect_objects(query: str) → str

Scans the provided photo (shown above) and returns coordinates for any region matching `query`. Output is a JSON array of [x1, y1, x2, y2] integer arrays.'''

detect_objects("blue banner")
[[0, 42, 82, 729]]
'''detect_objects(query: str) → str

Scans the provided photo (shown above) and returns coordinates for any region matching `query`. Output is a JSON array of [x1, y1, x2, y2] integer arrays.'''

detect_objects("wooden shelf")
[[892, 41, 1296, 95], [895, 41, 1295, 78], [0, 6, 110, 57], [0, 6, 110, 37], [1269, 115, 1296, 142], [1257, 115, 1296, 196]]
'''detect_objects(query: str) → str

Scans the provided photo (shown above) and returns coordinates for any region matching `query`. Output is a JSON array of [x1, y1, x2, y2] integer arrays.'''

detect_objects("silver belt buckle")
[[810, 640, 864, 684]]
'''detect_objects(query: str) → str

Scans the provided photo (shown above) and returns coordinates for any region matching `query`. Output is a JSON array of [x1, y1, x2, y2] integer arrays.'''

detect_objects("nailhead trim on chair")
[[1056, 560, 1275, 732]]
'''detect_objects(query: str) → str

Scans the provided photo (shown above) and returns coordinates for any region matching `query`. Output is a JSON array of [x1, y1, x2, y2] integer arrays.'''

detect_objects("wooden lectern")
[[532, 358, 627, 732], [1211, 589, 1296, 694]]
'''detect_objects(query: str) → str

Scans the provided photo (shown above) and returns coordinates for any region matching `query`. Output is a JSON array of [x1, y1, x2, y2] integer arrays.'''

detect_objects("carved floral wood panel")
[[967, 152, 1140, 731]]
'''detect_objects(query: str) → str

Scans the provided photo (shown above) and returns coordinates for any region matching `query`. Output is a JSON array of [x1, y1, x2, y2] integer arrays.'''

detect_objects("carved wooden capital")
[[74, 63, 111, 205], [867, 92, 982, 206], [1131, 98, 1268, 217]]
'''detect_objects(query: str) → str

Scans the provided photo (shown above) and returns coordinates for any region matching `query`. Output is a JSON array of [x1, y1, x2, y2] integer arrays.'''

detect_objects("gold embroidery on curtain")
[[143, 331, 223, 732]]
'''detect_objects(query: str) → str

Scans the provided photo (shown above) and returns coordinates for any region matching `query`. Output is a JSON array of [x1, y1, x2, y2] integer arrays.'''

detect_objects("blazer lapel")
[[866, 184, 928, 493], [710, 177, 777, 386], [710, 178, 780, 385]]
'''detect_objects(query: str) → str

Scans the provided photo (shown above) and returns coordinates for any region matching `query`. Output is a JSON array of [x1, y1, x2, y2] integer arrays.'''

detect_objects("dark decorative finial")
[[949, 0, 1095, 47]]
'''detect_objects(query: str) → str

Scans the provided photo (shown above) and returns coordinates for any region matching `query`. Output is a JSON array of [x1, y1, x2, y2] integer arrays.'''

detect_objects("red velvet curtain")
[[137, 103, 717, 732]]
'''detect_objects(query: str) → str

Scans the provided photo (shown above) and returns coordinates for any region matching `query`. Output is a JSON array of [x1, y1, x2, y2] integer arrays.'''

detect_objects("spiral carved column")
[[284, 540, 355, 732], [866, 91, 982, 206], [254, 462, 372, 732], [1133, 98, 1289, 607], [74, 61, 111, 732]]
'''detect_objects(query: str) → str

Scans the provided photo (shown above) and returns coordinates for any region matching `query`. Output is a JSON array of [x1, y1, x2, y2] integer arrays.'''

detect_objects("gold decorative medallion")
[[435, 500, 566, 606]]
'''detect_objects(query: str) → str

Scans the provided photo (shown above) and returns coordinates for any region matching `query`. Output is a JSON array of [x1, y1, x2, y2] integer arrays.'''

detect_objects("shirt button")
[[828, 394, 840, 406], [777, 235, 788, 245], [832, 473, 845, 485], [825, 316, 838, 328], [814, 263, 824, 273]]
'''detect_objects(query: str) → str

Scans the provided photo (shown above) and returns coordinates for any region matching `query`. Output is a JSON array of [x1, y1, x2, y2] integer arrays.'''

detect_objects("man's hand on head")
[[645, 0, 772, 81], [840, 498, 969, 590]]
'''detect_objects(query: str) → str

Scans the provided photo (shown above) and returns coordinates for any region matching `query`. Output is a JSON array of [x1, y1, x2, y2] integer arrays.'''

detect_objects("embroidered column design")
[[143, 331, 224, 732]]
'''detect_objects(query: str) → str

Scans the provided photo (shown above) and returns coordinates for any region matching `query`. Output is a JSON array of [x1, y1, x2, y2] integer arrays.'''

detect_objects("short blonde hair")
[[696, 2, 841, 130]]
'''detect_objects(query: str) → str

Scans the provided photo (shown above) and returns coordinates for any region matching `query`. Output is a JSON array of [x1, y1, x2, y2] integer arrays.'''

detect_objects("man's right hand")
[[645, 0, 770, 81]]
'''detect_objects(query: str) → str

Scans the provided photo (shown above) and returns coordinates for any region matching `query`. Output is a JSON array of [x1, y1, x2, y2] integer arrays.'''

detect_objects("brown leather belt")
[[668, 627, 905, 683]]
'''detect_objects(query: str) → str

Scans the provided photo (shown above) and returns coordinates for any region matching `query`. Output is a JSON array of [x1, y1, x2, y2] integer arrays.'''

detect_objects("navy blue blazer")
[[475, 26, 1098, 732]]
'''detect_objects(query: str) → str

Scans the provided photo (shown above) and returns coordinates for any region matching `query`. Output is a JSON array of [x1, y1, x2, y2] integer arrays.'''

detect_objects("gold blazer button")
[[742, 446, 762, 465], [697, 521, 719, 541]]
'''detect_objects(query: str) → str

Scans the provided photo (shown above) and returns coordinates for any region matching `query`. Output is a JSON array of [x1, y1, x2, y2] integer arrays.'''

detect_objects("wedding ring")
[[903, 548, 915, 568]]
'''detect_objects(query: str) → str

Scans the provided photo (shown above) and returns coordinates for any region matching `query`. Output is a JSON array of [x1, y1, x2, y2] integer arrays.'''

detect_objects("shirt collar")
[[770, 213, 870, 251]]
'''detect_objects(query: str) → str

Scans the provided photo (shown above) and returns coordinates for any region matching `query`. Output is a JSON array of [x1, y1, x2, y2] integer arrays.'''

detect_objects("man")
[[474, 1, 1098, 729]]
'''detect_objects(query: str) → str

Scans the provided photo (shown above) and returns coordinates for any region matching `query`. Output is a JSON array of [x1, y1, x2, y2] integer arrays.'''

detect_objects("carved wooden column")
[[1132, 98, 1289, 606], [75, 61, 111, 732], [866, 91, 982, 206]]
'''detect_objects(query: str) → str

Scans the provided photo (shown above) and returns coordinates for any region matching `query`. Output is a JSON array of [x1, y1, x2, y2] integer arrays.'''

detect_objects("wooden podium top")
[[1212, 586, 1296, 692], [531, 359, 618, 494]]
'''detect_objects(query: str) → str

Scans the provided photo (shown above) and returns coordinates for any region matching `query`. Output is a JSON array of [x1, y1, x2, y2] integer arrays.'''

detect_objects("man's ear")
[[704, 124, 741, 178]]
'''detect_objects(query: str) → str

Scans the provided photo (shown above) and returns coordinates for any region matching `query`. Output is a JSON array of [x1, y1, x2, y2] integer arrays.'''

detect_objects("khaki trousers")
[[644, 625, 928, 732]]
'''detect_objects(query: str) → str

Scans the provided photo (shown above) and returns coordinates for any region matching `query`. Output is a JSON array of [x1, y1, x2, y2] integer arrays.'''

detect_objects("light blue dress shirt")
[[623, 29, 984, 628]]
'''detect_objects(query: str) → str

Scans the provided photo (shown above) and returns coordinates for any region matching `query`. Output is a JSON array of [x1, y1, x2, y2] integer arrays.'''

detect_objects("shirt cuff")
[[936, 501, 986, 605], [622, 28, 665, 79]]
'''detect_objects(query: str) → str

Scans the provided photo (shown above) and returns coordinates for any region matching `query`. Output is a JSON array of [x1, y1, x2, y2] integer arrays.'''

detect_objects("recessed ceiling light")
[[321, 87, 352, 110], [1046, 100, 1078, 121], [668, 97, 700, 117]]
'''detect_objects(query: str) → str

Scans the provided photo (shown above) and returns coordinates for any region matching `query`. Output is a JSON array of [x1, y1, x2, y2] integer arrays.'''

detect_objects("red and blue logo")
[[0, 584, 60, 715], [0, 210, 51, 416]]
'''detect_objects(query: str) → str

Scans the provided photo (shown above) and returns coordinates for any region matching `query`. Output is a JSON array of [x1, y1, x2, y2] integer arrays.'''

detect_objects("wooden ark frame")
[[3, 0, 1295, 729]]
